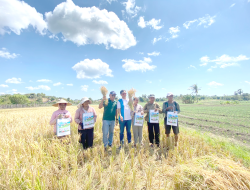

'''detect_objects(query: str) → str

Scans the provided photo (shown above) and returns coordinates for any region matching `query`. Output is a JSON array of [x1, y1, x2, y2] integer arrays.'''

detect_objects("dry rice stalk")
[[100, 86, 108, 106], [128, 88, 136, 110]]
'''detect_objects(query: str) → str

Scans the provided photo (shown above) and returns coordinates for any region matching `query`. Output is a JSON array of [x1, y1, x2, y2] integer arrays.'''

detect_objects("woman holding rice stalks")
[[117, 89, 133, 148], [49, 99, 72, 137], [131, 97, 144, 146], [75, 97, 97, 150]]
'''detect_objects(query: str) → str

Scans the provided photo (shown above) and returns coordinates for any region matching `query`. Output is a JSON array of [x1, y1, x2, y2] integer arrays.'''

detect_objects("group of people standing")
[[49, 90, 180, 151]]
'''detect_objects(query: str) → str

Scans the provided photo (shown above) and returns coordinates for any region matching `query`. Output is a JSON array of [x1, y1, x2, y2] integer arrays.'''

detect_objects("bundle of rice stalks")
[[128, 88, 136, 110], [100, 86, 108, 106]]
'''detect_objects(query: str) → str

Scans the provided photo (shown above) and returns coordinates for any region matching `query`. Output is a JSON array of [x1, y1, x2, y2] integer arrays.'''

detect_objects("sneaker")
[[108, 144, 112, 147]]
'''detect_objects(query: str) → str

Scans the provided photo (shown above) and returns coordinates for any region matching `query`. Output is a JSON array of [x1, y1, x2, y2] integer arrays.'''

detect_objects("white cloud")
[[53, 82, 62, 86], [92, 80, 108, 84], [122, 0, 141, 18], [107, 0, 116, 4], [122, 57, 156, 72], [25, 85, 51, 91], [200, 63, 207, 66], [0, 48, 18, 59], [188, 65, 196, 69], [183, 14, 216, 29], [230, 3, 236, 7], [37, 79, 52, 83], [198, 14, 216, 28], [245, 81, 250, 85], [5, 77, 22, 84], [200, 54, 249, 70], [138, 17, 163, 30], [81, 85, 88, 92], [45, 0, 136, 50], [139, 52, 144, 55], [66, 84, 73, 86], [0, 0, 47, 35], [183, 19, 198, 29], [0, 84, 8, 88], [72, 59, 113, 79], [207, 81, 224, 87], [147, 51, 160, 56], [152, 36, 162, 44], [0, 92, 5, 95], [169, 26, 180, 39]]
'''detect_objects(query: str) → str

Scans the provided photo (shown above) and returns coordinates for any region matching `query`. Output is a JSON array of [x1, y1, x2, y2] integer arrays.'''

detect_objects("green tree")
[[9, 94, 29, 104], [189, 84, 201, 102]]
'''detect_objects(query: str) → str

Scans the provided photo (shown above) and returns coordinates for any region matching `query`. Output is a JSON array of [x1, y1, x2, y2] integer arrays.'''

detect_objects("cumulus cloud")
[[230, 3, 236, 7], [25, 85, 51, 91], [45, 0, 136, 50], [0, 0, 47, 35], [122, 0, 141, 18], [81, 85, 88, 92], [0, 48, 19, 59], [0, 84, 8, 87], [138, 17, 163, 30], [147, 51, 160, 56], [188, 65, 196, 69], [183, 14, 216, 29], [53, 82, 62, 86], [72, 59, 113, 79], [169, 26, 180, 39], [122, 57, 156, 72], [5, 77, 22, 84], [66, 84, 73, 86], [207, 81, 224, 87], [200, 54, 249, 71], [107, 0, 116, 4], [152, 36, 162, 44], [37, 79, 52, 83], [92, 80, 108, 84]]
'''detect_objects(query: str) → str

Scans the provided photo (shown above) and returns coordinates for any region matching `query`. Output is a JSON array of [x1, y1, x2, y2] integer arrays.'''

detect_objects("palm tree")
[[189, 84, 201, 102]]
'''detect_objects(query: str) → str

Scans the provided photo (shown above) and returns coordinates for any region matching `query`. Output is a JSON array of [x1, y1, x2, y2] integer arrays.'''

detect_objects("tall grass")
[[0, 106, 250, 189]]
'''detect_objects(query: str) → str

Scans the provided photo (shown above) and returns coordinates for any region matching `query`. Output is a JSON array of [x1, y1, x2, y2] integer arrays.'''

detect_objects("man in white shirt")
[[117, 90, 132, 147]]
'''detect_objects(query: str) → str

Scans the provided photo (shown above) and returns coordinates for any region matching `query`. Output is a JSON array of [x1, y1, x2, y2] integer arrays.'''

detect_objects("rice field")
[[0, 105, 250, 189]]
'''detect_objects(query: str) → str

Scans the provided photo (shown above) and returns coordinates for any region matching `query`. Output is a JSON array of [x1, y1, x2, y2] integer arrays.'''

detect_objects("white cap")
[[167, 92, 173, 97]]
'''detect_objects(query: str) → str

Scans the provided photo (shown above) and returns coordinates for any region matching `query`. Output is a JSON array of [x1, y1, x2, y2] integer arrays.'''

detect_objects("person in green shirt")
[[99, 91, 118, 150]]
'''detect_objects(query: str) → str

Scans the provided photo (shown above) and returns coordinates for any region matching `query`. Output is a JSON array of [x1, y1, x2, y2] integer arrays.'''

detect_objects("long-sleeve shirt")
[[50, 109, 72, 133], [143, 102, 162, 122], [131, 103, 143, 119], [74, 106, 97, 130], [162, 101, 180, 118]]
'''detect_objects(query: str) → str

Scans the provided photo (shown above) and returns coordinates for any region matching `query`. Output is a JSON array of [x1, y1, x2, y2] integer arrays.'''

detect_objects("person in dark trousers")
[[75, 97, 97, 151], [162, 92, 180, 147], [143, 94, 162, 147]]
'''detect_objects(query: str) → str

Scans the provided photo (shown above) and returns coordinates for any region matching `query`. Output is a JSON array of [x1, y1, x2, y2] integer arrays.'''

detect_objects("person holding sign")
[[162, 92, 180, 147], [49, 99, 72, 137], [117, 90, 133, 148], [143, 94, 162, 147], [132, 97, 144, 146], [99, 91, 118, 150], [75, 97, 97, 150]]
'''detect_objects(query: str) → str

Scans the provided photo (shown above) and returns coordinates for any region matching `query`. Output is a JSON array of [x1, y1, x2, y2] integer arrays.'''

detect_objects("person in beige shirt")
[[143, 94, 162, 147]]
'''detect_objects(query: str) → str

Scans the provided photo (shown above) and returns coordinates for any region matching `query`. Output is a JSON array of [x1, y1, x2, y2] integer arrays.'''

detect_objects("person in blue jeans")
[[117, 90, 133, 148], [99, 91, 118, 150]]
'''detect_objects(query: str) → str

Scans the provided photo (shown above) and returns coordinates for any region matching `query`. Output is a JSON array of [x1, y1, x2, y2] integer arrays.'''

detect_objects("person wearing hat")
[[49, 99, 72, 135], [99, 91, 118, 150], [143, 94, 162, 147], [117, 90, 133, 148], [75, 97, 97, 149], [162, 92, 180, 147]]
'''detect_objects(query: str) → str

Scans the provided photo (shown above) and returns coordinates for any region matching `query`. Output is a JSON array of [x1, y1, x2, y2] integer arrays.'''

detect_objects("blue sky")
[[0, 0, 250, 100]]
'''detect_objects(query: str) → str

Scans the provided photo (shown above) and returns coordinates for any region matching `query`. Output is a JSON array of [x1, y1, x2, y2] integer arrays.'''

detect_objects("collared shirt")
[[162, 101, 180, 118], [50, 109, 72, 133], [74, 106, 97, 130], [117, 98, 132, 120], [143, 102, 162, 122], [103, 98, 117, 121]]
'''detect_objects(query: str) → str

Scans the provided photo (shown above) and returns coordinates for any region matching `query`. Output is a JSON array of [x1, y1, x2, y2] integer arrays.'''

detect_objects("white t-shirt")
[[117, 98, 132, 120]]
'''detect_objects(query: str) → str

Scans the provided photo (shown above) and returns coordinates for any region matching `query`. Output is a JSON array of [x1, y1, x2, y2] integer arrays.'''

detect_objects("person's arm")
[[143, 104, 148, 113], [156, 103, 162, 113], [115, 109, 118, 125], [66, 112, 72, 123], [98, 96, 106, 109], [50, 112, 59, 125], [162, 102, 166, 114], [93, 108, 97, 123], [74, 109, 81, 124], [117, 101, 123, 121], [176, 103, 180, 114]]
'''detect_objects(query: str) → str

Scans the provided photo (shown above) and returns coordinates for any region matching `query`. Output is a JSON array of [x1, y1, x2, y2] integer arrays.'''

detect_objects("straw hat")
[[77, 97, 92, 108], [52, 99, 72, 107]]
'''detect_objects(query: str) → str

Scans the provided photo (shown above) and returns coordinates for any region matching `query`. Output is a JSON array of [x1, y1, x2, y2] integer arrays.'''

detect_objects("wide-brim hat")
[[52, 99, 72, 107], [77, 97, 92, 108]]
